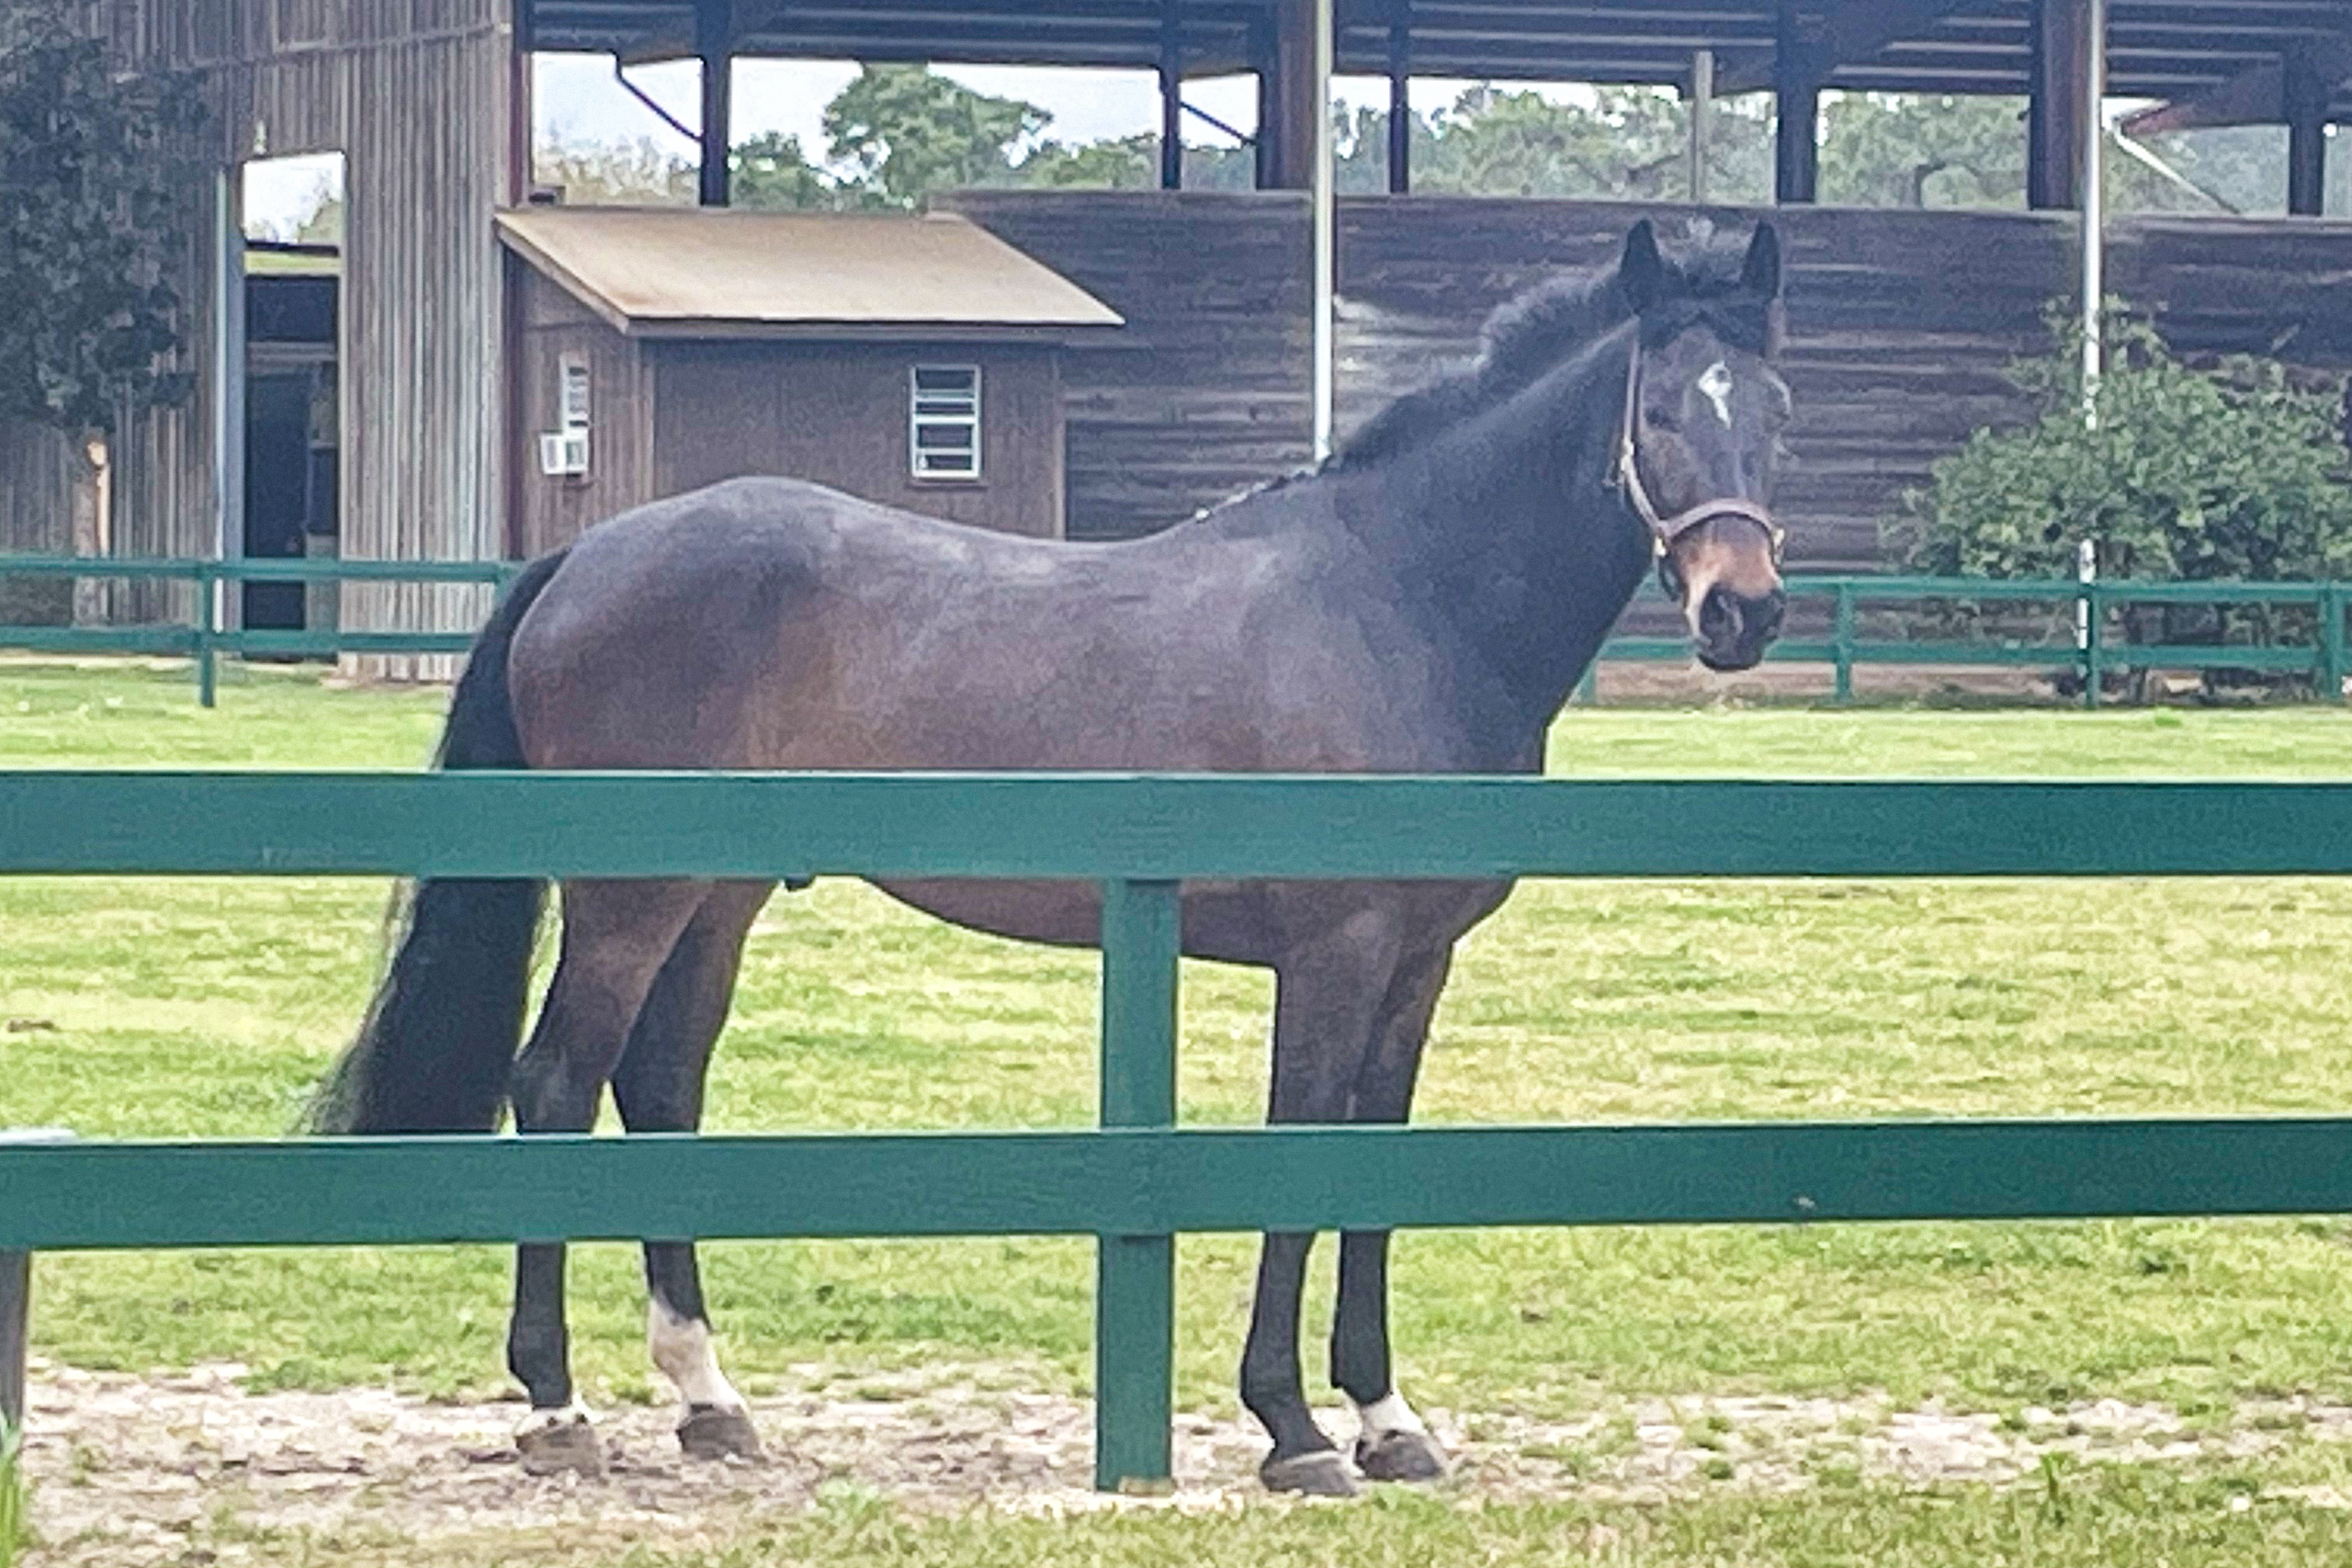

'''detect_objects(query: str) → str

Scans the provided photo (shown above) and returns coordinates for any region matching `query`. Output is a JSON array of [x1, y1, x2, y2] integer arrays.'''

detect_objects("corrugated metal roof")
[[494, 208, 1125, 338]]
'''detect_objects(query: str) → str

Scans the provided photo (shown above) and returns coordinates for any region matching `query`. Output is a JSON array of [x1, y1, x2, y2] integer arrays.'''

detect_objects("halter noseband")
[[1611, 342, 1786, 563]]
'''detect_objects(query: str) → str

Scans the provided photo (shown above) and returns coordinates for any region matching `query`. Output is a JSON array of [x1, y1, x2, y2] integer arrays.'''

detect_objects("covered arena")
[[1, 0, 2349, 640]]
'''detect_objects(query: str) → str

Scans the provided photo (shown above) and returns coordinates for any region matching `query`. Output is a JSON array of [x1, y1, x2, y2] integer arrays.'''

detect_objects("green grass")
[[82, 1466, 2352, 1567], [0, 1419, 23, 1568], [12, 661, 2352, 1556]]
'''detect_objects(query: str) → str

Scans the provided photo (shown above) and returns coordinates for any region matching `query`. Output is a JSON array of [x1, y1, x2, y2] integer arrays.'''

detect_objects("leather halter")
[[1611, 342, 1786, 563]]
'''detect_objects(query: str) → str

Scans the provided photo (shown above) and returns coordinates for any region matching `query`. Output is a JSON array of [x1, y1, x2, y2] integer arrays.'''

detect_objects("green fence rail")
[[6, 559, 2348, 709], [1589, 573, 2352, 707], [8, 771, 2352, 1488], [0, 556, 522, 706]]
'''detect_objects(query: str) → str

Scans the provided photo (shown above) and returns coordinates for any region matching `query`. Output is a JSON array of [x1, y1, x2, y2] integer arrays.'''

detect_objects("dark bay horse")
[[311, 218, 1792, 1496]]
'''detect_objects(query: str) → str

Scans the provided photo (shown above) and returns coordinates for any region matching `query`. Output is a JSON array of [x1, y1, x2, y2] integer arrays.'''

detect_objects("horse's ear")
[[1620, 220, 1666, 313], [1742, 222, 1782, 299]]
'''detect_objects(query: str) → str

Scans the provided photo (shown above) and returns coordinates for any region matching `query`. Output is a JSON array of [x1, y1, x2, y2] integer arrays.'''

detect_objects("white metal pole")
[[2078, 0, 2104, 425], [213, 168, 246, 635], [2075, 0, 2104, 668], [1310, 0, 1336, 464]]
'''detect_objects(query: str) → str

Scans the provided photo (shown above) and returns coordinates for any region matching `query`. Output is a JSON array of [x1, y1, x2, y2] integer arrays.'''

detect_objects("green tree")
[[731, 130, 861, 210], [822, 62, 1046, 208], [1818, 92, 2027, 209], [533, 134, 694, 205], [1011, 132, 1254, 191], [0, 4, 207, 436], [0, 1, 206, 610]]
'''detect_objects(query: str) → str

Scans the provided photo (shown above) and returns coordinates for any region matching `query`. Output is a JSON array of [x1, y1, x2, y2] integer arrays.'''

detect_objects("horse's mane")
[[1334, 227, 1779, 471], [1188, 225, 1777, 521]]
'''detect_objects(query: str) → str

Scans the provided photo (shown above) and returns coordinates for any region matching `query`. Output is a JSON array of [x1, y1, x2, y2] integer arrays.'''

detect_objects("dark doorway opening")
[[243, 247, 339, 636]]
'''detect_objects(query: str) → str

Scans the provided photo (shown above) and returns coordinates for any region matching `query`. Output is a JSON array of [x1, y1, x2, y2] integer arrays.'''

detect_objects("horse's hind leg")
[[505, 878, 708, 1475], [611, 880, 773, 1462]]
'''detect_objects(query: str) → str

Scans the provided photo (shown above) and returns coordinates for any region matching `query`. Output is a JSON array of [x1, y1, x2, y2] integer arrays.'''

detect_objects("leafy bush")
[[1894, 313, 2352, 585], [1887, 313, 2352, 693]]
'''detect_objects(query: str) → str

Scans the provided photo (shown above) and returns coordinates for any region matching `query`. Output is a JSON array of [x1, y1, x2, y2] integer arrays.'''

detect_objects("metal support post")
[[1386, 2, 1411, 194], [695, 0, 733, 207], [1093, 879, 1180, 1493], [1159, 0, 1184, 190], [1688, 49, 1714, 203]]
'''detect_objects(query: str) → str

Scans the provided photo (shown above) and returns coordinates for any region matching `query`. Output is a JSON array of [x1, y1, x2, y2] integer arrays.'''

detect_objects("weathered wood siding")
[[509, 263, 656, 558], [947, 192, 2352, 572], [0, 424, 76, 557], [101, 0, 518, 670], [650, 343, 1067, 542], [935, 191, 1312, 541]]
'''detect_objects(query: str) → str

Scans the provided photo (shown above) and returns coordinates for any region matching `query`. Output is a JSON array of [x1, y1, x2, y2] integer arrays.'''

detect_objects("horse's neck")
[[1353, 332, 1652, 731]]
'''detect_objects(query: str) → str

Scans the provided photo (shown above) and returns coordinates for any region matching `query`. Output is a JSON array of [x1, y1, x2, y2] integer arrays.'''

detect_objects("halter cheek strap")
[[1611, 344, 1787, 563]]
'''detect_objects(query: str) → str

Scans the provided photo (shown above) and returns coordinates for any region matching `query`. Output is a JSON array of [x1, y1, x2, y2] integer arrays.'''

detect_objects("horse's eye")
[[1646, 407, 1681, 433]]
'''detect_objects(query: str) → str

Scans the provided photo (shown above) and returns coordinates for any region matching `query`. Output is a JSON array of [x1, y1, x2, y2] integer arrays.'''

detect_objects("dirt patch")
[[17, 1362, 2352, 1562]]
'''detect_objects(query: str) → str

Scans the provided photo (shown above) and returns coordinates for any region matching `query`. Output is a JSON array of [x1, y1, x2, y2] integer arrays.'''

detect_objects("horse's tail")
[[303, 550, 570, 1135]]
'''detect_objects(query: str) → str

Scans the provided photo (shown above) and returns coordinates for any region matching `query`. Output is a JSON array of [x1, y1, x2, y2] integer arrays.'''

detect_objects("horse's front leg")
[[1242, 917, 1403, 1497], [1329, 946, 1455, 1483], [612, 882, 772, 1462]]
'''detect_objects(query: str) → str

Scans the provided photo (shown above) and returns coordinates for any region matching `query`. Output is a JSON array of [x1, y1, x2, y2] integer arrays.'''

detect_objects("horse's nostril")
[[1700, 587, 1741, 639]]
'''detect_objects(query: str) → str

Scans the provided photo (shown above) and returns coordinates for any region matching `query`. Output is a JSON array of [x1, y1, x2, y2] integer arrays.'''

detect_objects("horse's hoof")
[[1355, 1427, 1448, 1483], [516, 1413, 605, 1477], [677, 1404, 763, 1461], [1261, 1449, 1360, 1497]]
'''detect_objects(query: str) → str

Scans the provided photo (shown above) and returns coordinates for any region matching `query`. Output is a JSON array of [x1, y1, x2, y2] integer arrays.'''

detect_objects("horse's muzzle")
[[1694, 583, 1786, 671]]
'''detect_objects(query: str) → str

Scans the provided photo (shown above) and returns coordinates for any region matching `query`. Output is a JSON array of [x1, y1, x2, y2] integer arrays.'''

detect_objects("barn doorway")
[[241, 153, 344, 639]]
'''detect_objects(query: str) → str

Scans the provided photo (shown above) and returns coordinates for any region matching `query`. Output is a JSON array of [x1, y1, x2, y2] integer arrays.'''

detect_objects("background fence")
[[8, 771, 2352, 1490], [5, 558, 2346, 707]]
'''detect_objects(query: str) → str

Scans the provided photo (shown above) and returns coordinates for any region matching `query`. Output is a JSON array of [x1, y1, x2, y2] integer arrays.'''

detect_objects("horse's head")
[[1614, 220, 1790, 672]]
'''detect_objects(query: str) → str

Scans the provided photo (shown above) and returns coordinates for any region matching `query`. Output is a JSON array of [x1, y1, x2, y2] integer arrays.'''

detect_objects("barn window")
[[910, 365, 981, 479]]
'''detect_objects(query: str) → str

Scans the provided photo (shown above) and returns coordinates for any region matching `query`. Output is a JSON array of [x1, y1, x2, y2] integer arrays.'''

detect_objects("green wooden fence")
[[7, 771, 2352, 1489], [0, 557, 521, 705], [6, 559, 2351, 710]]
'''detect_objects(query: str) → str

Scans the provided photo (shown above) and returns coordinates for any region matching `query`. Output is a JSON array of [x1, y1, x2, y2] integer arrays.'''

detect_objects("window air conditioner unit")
[[537, 430, 589, 478]]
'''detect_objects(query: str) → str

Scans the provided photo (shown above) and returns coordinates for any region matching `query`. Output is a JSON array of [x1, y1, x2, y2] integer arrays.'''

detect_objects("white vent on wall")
[[537, 429, 590, 478]]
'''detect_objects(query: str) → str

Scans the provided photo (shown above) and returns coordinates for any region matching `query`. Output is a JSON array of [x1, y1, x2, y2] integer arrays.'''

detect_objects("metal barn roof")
[[494, 207, 1125, 338], [522, 1, 2352, 120]]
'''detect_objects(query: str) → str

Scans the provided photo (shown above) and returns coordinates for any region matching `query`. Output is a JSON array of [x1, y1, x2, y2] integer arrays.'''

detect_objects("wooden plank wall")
[[935, 191, 1314, 541], [948, 193, 2352, 572], [0, 425, 77, 557], [93, 0, 516, 671]]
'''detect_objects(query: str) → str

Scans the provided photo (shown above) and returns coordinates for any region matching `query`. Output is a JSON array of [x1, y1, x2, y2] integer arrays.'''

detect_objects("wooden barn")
[[2, 0, 2349, 666], [497, 208, 1122, 556]]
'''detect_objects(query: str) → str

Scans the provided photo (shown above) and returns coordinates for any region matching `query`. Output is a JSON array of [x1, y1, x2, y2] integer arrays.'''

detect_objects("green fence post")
[[195, 561, 219, 708], [1832, 582, 1855, 705], [2081, 581, 2103, 711], [2322, 585, 2346, 705], [1095, 877, 1180, 1495], [1, 1130, 71, 1431]]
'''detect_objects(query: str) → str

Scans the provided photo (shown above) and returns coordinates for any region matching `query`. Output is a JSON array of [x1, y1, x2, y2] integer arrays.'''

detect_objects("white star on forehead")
[[1699, 361, 1735, 427]]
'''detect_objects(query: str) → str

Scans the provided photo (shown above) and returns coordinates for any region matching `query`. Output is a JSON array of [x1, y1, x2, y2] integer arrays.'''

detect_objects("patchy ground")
[[18, 1360, 2352, 1564]]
